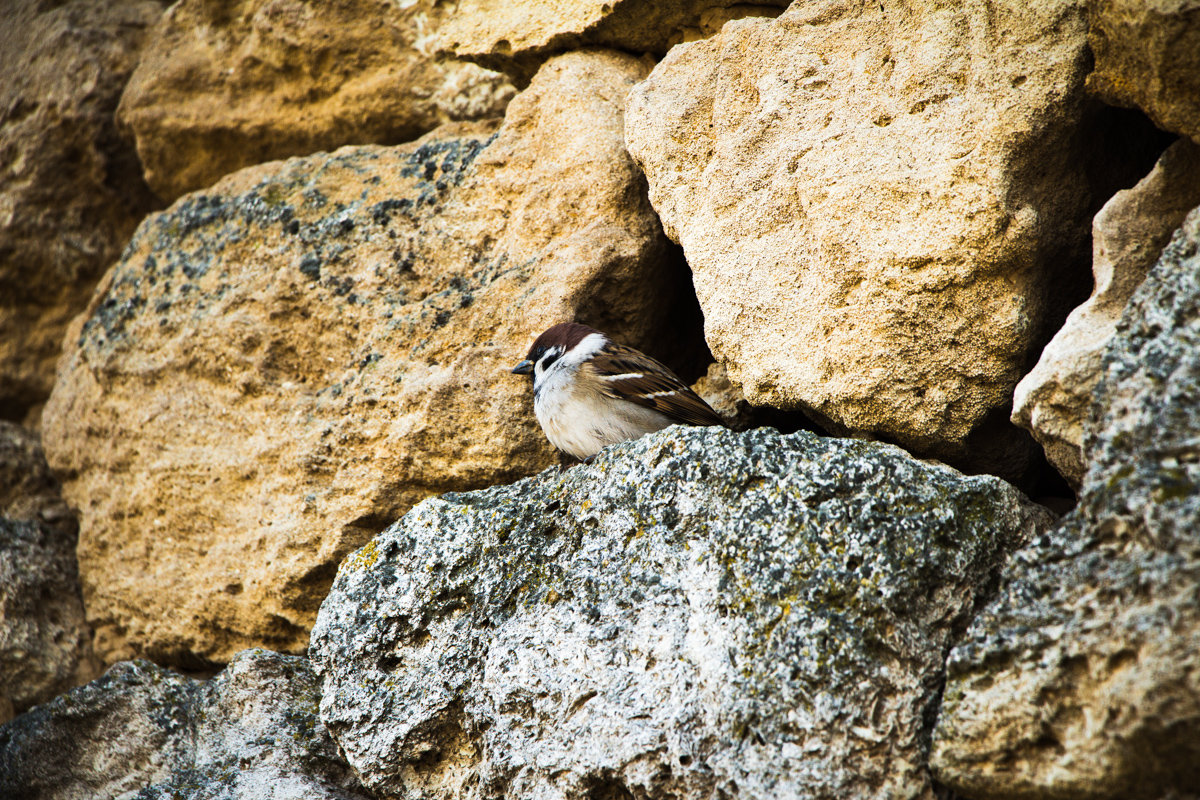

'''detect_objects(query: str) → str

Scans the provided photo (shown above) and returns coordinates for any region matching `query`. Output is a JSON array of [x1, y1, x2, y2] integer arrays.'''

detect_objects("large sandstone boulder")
[[118, 0, 516, 202], [0, 422, 99, 723], [0, 650, 368, 800], [1013, 138, 1200, 486], [625, 0, 1096, 476], [0, 0, 162, 424], [310, 426, 1053, 800], [437, 0, 787, 83], [43, 51, 703, 667], [932, 208, 1200, 799], [1087, 0, 1200, 144]]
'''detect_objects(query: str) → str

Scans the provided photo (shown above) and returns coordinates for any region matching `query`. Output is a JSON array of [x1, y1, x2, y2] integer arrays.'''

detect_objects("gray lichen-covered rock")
[[310, 426, 1053, 800], [0, 421, 98, 723], [0, 649, 368, 800], [932, 208, 1200, 798]]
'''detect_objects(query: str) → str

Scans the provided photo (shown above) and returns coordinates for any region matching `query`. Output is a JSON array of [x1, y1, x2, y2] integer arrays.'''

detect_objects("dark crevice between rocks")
[[400, 701, 480, 778], [452, 3, 790, 87], [572, 238, 711, 383], [584, 774, 636, 800]]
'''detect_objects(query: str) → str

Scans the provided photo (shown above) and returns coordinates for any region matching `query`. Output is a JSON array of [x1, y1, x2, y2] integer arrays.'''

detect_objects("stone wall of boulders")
[[1, 0, 1197, 798]]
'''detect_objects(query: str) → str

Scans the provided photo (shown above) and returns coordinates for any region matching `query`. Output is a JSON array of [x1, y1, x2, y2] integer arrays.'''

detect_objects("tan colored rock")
[[1087, 0, 1200, 144], [43, 51, 703, 667], [0, 422, 100, 723], [625, 1, 1097, 475], [690, 362, 752, 430], [438, 0, 786, 83], [118, 0, 517, 202], [1013, 138, 1200, 486], [0, 0, 163, 425]]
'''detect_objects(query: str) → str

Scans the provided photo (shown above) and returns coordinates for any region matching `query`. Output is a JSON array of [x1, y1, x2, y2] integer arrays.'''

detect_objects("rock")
[[624, 0, 1097, 476], [437, 0, 787, 83], [932, 208, 1200, 798], [689, 361, 752, 430], [1013, 138, 1200, 486], [0, 421, 69, 524], [0, 422, 98, 724], [0, 650, 368, 800], [0, 0, 163, 424], [118, 0, 516, 202], [1087, 0, 1200, 145], [310, 425, 1053, 800], [42, 50, 702, 667]]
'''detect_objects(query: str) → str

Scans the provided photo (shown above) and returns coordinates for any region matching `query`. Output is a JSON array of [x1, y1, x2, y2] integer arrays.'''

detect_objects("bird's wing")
[[587, 343, 727, 427]]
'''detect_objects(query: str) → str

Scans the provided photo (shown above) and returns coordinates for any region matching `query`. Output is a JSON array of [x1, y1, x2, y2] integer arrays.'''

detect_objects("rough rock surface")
[[311, 425, 1053, 800], [42, 50, 702, 667], [932, 208, 1200, 799], [0, 422, 98, 723], [1087, 0, 1200, 145], [0, 650, 368, 800], [625, 0, 1096, 474], [0, 0, 163, 423], [438, 0, 786, 83], [119, 0, 516, 202], [1013, 138, 1200, 486]]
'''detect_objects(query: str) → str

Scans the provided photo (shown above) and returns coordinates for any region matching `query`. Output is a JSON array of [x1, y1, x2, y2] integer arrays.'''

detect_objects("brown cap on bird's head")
[[511, 322, 600, 375]]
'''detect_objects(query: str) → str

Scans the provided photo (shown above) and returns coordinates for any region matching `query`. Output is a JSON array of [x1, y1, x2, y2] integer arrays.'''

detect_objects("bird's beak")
[[512, 359, 534, 375]]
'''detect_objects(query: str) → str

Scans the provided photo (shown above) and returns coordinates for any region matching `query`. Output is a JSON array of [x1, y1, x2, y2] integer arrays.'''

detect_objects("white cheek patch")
[[562, 333, 607, 366]]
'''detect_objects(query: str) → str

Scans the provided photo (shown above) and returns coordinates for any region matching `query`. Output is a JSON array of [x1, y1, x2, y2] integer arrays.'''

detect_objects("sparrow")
[[512, 322, 726, 461]]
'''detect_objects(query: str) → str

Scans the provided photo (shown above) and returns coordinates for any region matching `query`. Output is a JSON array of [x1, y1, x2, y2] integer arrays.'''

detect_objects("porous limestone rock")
[[624, 0, 1096, 474], [932, 208, 1200, 799], [42, 50, 702, 667], [118, 0, 516, 201], [0, 650, 368, 800], [1087, 0, 1200, 144], [1013, 138, 1200, 486], [310, 425, 1053, 800], [437, 0, 786, 83], [0, 0, 162, 423], [0, 422, 98, 723]]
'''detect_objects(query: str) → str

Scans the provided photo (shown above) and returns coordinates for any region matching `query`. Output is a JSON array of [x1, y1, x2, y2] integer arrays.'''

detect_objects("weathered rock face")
[[0, 650, 368, 800], [625, 0, 1096, 476], [1087, 0, 1200, 145], [437, 0, 787, 83], [43, 50, 702, 667], [118, 0, 516, 202], [1013, 138, 1200, 486], [0, 422, 98, 724], [0, 0, 163, 424], [932, 208, 1200, 799], [311, 425, 1053, 800]]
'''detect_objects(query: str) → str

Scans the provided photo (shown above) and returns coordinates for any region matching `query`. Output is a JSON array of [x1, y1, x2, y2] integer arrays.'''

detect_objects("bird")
[[512, 322, 726, 461]]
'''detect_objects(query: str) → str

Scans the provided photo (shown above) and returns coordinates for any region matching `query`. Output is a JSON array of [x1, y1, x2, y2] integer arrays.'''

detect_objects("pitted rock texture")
[[0, 0, 163, 423], [437, 0, 786, 83], [0, 422, 98, 723], [310, 426, 1053, 800], [624, 0, 1095, 476], [1013, 138, 1200, 486], [43, 50, 702, 667], [119, 0, 515, 202], [932, 208, 1200, 799], [0, 650, 368, 800], [1087, 0, 1200, 145]]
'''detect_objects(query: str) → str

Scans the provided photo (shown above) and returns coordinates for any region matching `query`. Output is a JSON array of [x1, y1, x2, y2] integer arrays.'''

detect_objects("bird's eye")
[[540, 350, 561, 369]]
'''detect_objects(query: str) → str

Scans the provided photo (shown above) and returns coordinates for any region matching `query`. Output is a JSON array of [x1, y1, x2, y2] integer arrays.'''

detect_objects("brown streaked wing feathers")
[[589, 344, 727, 427]]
